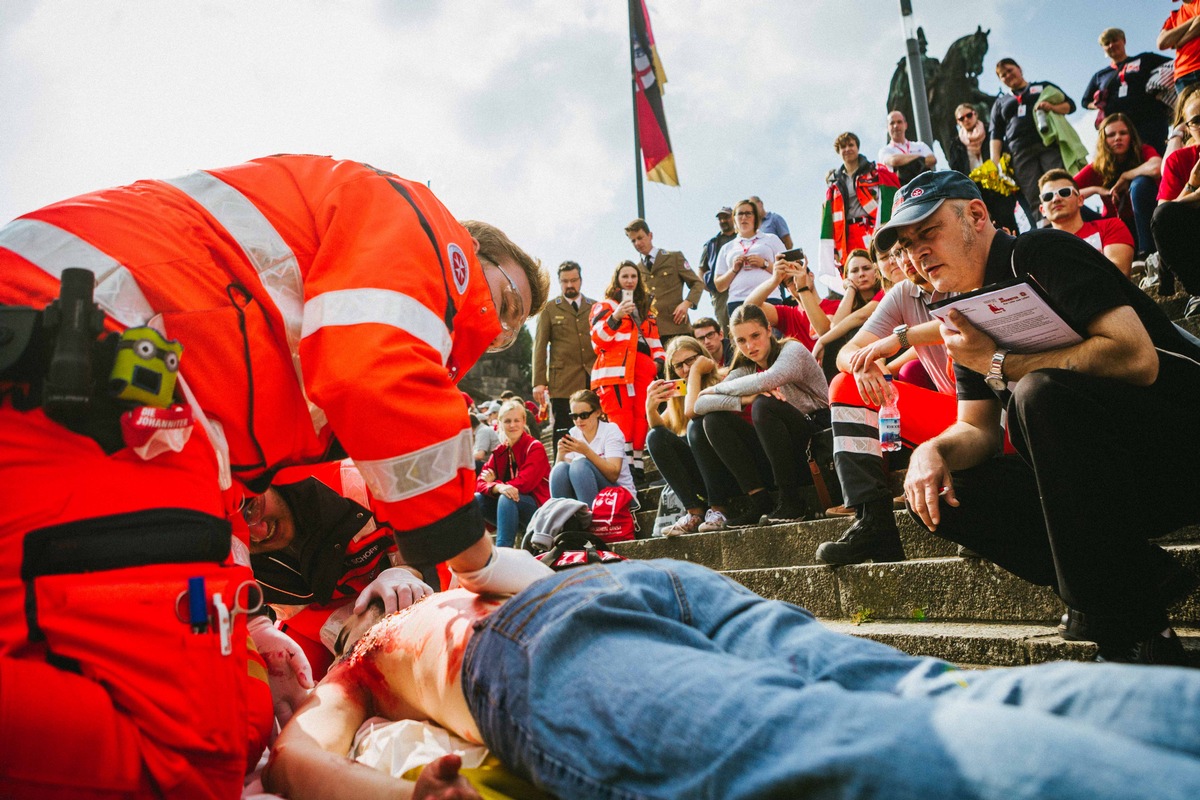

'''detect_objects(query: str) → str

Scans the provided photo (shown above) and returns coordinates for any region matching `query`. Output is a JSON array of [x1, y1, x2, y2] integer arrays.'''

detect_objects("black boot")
[[725, 491, 773, 527], [815, 499, 905, 565]]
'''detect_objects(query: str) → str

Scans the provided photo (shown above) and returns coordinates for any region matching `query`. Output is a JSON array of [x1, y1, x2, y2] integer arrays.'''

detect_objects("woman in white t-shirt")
[[714, 198, 786, 316], [550, 389, 636, 505]]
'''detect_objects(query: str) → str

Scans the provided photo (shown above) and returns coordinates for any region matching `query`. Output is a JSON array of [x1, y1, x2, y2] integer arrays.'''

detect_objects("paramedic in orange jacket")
[[589, 260, 665, 482], [0, 155, 550, 798]]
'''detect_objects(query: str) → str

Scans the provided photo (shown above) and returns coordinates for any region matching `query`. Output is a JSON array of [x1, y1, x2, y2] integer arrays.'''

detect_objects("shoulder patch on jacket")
[[448, 242, 470, 294]]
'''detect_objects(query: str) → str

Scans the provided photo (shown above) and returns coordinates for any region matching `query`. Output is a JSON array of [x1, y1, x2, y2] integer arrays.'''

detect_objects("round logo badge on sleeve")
[[448, 242, 470, 294]]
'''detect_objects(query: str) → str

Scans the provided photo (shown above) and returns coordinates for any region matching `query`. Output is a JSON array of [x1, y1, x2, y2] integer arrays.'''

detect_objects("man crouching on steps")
[[873, 170, 1200, 666]]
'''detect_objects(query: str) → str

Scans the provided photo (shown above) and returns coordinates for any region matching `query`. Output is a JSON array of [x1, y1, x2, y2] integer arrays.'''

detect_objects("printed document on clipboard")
[[926, 276, 1083, 354]]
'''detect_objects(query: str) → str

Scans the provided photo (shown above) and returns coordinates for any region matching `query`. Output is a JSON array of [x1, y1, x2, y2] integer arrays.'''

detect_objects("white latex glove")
[[353, 567, 434, 615], [247, 614, 314, 725], [451, 544, 554, 596]]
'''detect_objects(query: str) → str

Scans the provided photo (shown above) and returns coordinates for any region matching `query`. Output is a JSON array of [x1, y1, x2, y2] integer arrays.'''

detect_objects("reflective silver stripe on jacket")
[[354, 428, 474, 503], [301, 288, 453, 364], [0, 218, 155, 328], [162, 170, 327, 434]]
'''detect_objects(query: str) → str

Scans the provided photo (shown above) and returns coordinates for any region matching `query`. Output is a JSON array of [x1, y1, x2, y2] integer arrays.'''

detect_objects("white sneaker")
[[663, 512, 703, 537], [696, 508, 727, 533]]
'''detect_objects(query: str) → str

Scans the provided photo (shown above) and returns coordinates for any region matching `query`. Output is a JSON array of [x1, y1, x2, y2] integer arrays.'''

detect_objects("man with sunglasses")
[[1038, 170, 1135, 275], [0, 155, 551, 797], [874, 170, 1200, 666]]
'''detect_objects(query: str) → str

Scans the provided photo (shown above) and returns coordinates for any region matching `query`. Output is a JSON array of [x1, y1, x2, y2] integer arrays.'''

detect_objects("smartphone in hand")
[[780, 247, 805, 262], [621, 289, 633, 303]]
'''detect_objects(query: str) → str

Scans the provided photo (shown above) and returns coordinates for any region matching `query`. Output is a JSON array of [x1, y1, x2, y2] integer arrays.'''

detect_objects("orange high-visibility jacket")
[[589, 297, 664, 389], [0, 155, 500, 564]]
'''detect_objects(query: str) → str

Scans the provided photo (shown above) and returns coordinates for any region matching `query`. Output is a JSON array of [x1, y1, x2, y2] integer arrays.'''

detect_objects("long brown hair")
[[604, 260, 653, 319], [1093, 113, 1146, 187], [727, 303, 783, 372], [661, 336, 721, 434], [845, 248, 881, 311]]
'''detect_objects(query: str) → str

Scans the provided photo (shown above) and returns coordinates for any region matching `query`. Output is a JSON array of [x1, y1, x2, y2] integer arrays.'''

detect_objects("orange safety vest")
[[0, 155, 500, 564], [589, 298, 664, 389]]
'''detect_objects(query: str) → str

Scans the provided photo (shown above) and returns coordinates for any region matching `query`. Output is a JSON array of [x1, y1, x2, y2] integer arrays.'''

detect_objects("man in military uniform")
[[532, 261, 597, 458], [624, 218, 705, 347]]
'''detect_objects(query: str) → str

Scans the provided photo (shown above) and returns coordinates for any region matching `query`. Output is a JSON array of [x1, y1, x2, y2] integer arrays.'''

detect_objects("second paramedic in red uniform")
[[0, 155, 549, 798]]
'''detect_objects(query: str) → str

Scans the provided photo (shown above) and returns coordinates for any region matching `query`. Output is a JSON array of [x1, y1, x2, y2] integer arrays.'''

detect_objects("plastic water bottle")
[[879, 375, 901, 452]]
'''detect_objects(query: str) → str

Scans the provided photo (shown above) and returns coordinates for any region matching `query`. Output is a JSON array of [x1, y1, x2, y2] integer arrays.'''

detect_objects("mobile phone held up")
[[621, 289, 633, 303], [780, 247, 805, 263]]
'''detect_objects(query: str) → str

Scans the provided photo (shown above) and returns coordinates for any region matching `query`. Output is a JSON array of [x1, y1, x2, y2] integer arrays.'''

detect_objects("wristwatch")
[[893, 324, 911, 349], [984, 349, 1009, 391]]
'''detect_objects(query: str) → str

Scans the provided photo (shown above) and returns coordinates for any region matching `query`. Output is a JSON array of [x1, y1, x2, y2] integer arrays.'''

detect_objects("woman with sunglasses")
[[714, 198, 787, 318], [952, 102, 1030, 234], [645, 337, 738, 535], [550, 389, 636, 506], [1074, 113, 1162, 260], [475, 400, 551, 549], [590, 260, 664, 484], [694, 303, 830, 527]]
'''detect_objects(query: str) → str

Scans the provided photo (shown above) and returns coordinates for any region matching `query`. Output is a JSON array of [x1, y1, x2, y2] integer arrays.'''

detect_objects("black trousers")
[[913, 368, 1200, 642], [1011, 141, 1065, 217], [549, 397, 573, 461], [701, 396, 820, 494], [647, 422, 737, 510], [1152, 200, 1200, 296]]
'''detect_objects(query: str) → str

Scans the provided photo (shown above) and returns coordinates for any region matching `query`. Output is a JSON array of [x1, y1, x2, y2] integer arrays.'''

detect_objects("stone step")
[[721, 546, 1200, 628], [820, 619, 1200, 668]]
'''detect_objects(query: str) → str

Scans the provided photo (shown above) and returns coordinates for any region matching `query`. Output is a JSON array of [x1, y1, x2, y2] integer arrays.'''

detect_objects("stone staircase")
[[537, 283, 1200, 668]]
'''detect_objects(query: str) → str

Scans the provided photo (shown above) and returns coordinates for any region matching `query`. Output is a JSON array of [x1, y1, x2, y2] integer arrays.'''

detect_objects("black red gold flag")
[[629, 0, 678, 186]]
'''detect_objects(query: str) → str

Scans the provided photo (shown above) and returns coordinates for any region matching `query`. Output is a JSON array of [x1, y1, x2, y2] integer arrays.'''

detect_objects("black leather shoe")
[[1094, 628, 1190, 667], [815, 518, 906, 565], [760, 500, 810, 526]]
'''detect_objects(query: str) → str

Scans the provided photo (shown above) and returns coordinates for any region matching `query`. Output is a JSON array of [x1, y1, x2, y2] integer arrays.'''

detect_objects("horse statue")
[[886, 26, 996, 173]]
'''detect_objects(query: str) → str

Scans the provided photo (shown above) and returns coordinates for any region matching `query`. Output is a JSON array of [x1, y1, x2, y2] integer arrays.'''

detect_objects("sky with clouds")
[[0, 0, 1172, 319]]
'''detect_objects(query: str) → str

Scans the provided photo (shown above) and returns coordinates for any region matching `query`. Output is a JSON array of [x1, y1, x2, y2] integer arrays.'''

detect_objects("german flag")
[[630, 0, 678, 186]]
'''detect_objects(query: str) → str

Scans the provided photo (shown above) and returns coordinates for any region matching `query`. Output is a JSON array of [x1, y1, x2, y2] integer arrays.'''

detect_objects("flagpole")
[[628, 0, 645, 219]]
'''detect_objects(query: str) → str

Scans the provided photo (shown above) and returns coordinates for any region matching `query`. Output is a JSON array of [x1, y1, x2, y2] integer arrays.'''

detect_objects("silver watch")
[[893, 324, 911, 349], [984, 349, 1009, 391]]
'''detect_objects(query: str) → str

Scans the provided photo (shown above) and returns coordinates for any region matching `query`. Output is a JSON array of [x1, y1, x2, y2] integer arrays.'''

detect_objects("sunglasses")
[[569, 410, 596, 421], [956, 111, 976, 122], [1186, 115, 1200, 130], [1039, 186, 1076, 203], [671, 353, 701, 371]]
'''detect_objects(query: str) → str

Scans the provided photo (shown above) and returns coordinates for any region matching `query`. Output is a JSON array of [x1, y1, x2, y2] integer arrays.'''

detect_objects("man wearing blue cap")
[[873, 171, 1200, 666]]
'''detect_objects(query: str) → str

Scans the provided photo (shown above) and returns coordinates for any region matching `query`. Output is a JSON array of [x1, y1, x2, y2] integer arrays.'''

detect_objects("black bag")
[[807, 426, 843, 511]]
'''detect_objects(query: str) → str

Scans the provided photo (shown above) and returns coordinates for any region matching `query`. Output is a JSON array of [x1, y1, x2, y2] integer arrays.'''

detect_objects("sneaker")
[[815, 517, 906, 565], [1094, 628, 1190, 667], [760, 500, 810, 526], [697, 508, 728, 532], [663, 512, 703, 538]]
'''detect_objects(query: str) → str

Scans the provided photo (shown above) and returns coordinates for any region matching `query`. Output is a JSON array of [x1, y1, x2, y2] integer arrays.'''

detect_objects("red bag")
[[590, 486, 637, 543]]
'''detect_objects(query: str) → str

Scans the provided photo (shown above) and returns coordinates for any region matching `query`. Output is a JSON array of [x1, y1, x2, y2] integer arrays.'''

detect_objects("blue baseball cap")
[[873, 171, 982, 251]]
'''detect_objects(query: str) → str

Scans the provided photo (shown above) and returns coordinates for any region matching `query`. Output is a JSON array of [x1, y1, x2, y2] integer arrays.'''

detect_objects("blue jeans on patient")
[[549, 458, 617, 507], [463, 559, 1200, 800], [474, 491, 538, 548]]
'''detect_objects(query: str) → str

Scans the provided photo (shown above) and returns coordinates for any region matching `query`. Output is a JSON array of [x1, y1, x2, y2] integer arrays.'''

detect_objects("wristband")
[[796, 286, 812, 293]]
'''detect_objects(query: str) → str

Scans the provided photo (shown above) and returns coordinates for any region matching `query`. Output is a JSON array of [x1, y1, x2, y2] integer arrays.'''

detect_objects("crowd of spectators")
[[513, 11, 1200, 667]]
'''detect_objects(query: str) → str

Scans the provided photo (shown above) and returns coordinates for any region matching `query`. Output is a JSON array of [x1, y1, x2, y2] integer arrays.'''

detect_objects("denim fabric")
[[474, 491, 539, 548], [549, 459, 617, 507], [1127, 174, 1156, 254], [463, 559, 1200, 800]]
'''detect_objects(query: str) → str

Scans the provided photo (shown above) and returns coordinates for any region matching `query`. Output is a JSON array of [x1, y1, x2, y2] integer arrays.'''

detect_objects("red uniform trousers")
[[595, 352, 657, 471], [0, 406, 273, 799]]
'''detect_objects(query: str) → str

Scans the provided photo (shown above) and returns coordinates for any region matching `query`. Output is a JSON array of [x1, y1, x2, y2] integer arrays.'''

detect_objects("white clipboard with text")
[[926, 277, 1083, 354]]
